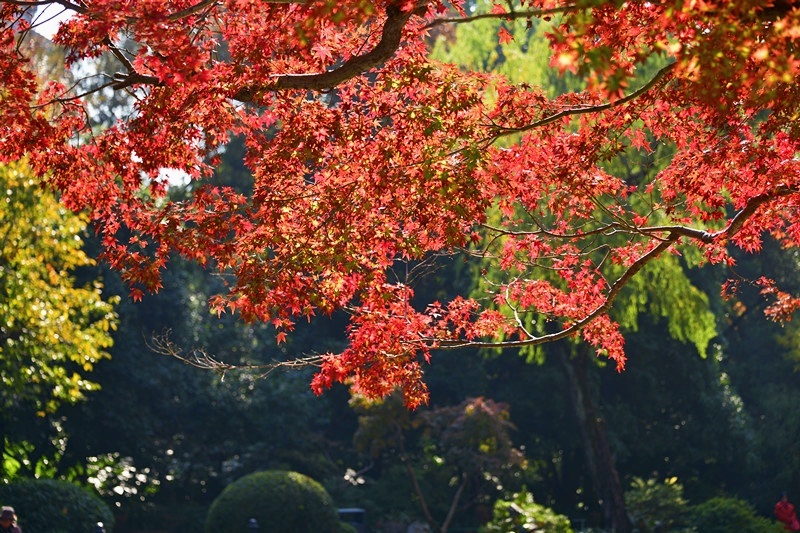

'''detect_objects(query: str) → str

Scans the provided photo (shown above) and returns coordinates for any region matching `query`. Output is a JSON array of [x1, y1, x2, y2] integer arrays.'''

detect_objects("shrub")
[[0, 478, 114, 533], [624, 476, 692, 532], [205, 470, 341, 533], [687, 496, 784, 533], [481, 489, 573, 533]]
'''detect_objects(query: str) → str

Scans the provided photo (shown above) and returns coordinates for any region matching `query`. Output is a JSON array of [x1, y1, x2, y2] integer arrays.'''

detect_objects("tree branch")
[[402, 454, 437, 528], [490, 61, 676, 139], [84, 1, 416, 97], [434, 233, 679, 350], [433, 184, 800, 351], [639, 184, 798, 243], [481, 220, 629, 240], [2, 0, 227, 18], [233, 3, 417, 98], [147, 331, 325, 380], [440, 474, 467, 533], [3, 0, 83, 10], [167, 0, 218, 21], [426, 5, 576, 29]]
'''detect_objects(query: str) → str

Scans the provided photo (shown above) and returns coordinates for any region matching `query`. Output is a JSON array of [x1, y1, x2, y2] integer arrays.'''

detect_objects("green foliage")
[[686, 496, 783, 533], [624, 476, 691, 532], [0, 478, 114, 533], [0, 160, 118, 415], [482, 489, 572, 532], [0, 159, 118, 481], [430, 0, 552, 87], [204, 470, 341, 533], [616, 254, 717, 358]]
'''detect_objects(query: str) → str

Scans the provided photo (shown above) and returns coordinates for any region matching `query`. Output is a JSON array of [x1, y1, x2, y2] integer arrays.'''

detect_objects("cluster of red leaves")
[[2, 0, 800, 406]]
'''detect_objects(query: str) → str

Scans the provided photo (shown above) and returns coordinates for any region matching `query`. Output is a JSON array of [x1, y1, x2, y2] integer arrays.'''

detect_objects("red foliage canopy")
[[2, 0, 799, 406]]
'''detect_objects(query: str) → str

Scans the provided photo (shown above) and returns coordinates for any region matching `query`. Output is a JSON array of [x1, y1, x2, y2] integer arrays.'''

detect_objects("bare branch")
[[402, 455, 437, 527], [481, 220, 630, 240], [440, 475, 468, 533], [147, 331, 325, 380], [31, 76, 118, 108]]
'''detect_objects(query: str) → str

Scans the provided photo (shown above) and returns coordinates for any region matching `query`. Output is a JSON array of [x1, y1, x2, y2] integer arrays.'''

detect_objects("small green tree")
[[205, 470, 341, 533], [0, 478, 114, 533], [482, 489, 572, 533], [624, 477, 691, 532]]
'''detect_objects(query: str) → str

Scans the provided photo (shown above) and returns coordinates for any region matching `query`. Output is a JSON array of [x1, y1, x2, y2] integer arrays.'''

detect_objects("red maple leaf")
[[498, 27, 514, 45]]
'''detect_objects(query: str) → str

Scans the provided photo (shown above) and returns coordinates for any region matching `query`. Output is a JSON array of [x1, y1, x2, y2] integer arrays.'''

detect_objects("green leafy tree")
[[430, 0, 553, 89], [0, 160, 117, 479]]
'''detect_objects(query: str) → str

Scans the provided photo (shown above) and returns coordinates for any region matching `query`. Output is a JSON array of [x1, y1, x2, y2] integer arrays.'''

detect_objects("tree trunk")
[[440, 475, 467, 533], [558, 345, 631, 533], [402, 455, 437, 528]]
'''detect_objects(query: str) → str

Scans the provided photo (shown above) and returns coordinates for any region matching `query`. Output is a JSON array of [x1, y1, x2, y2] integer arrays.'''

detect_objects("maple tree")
[[2, 0, 800, 408]]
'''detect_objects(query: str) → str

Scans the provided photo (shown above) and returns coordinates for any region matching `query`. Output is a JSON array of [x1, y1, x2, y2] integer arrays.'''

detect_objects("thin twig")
[[426, 5, 577, 28]]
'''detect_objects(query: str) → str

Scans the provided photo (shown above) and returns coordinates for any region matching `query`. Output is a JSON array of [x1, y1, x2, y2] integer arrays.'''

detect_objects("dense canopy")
[[2, 0, 799, 406]]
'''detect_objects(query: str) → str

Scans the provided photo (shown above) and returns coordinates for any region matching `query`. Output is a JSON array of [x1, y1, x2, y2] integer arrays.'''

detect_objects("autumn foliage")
[[2, 0, 799, 406]]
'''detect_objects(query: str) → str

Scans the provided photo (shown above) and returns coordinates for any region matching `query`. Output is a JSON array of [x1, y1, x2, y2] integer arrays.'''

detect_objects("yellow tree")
[[0, 159, 117, 479]]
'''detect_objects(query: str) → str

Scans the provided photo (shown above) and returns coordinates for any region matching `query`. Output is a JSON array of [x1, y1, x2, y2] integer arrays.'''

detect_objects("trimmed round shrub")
[[205, 470, 341, 533], [0, 478, 114, 533], [687, 496, 784, 533]]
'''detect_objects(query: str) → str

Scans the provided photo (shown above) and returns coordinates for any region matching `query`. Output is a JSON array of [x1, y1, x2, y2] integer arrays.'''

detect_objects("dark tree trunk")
[[558, 345, 631, 533]]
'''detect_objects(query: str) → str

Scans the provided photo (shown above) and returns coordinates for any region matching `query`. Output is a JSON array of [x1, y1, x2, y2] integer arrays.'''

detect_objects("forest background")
[[2, 1, 800, 532]]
